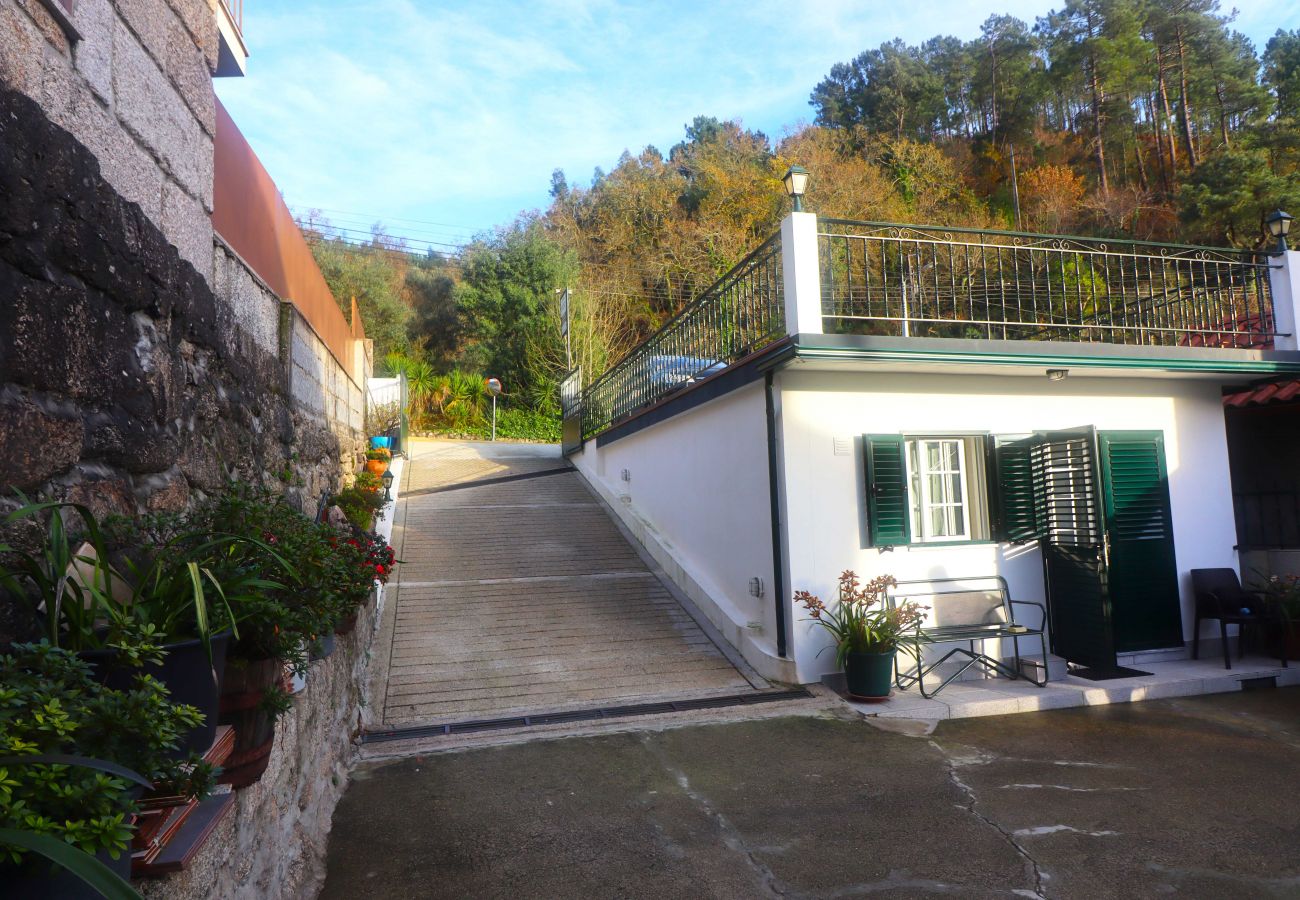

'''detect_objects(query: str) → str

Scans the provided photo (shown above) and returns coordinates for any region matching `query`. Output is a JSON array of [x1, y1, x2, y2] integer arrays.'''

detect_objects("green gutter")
[[788, 344, 1300, 375]]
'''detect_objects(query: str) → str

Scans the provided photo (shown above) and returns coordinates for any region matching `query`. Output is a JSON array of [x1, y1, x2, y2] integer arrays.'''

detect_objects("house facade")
[[565, 213, 1300, 685]]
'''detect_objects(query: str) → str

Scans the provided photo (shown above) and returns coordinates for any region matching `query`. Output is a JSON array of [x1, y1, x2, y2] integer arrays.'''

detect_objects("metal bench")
[[887, 576, 1048, 699]]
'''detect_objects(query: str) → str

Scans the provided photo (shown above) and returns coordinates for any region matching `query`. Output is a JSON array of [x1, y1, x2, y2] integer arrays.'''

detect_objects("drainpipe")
[[765, 370, 788, 659]]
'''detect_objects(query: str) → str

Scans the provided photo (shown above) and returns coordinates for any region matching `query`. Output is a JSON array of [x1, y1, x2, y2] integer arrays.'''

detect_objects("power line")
[[287, 204, 489, 234], [290, 207, 482, 244]]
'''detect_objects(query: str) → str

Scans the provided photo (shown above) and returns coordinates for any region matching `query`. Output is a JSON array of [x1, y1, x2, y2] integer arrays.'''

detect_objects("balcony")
[[566, 216, 1298, 443], [215, 0, 247, 77]]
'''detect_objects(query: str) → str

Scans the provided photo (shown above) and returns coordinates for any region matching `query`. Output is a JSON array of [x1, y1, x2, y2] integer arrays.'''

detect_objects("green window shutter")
[[864, 434, 910, 546], [991, 435, 1039, 543]]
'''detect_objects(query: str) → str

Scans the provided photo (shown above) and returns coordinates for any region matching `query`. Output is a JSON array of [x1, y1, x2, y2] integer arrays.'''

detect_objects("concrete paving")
[[322, 686, 1300, 899], [372, 439, 760, 728]]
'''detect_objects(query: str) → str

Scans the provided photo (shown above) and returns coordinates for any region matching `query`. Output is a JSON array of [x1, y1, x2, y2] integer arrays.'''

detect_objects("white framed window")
[[904, 436, 990, 543]]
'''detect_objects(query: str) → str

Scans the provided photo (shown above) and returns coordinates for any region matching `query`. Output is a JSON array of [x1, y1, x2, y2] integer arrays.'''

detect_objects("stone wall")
[[0, 85, 344, 628], [1, 0, 219, 283], [140, 597, 379, 900]]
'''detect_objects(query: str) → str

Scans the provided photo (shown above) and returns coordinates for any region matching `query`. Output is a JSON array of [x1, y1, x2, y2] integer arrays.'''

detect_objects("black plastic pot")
[[4, 843, 133, 900], [844, 649, 896, 701], [310, 632, 336, 661], [80, 630, 232, 755]]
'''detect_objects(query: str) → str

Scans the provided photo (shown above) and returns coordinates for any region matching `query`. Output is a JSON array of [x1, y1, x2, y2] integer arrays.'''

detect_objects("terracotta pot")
[[218, 657, 283, 789], [335, 609, 359, 636], [366, 458, 389, 477]]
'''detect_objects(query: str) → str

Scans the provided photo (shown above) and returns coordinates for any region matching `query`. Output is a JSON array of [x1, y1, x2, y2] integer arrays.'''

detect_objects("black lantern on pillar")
[[1265, 209, 1293, 253], [381, 468, 394, 502]]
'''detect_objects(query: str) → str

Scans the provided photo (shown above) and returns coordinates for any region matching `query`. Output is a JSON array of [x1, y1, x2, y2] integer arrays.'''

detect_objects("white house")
[[564, 210, 1300, 686]]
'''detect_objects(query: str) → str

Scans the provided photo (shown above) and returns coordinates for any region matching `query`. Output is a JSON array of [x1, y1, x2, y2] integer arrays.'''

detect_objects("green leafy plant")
[[1263, 574, 1300, 625], [0, 643, 211, 877], [0, 499, 284, 664], [795, 571, 925, 665], [365, 448, 392, 462], [354, 471, 383, 494], [366, 399, 402, 436]]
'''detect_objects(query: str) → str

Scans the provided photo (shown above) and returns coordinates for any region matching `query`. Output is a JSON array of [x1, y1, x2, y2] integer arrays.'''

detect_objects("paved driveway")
[[323, 687, 1300, 899], [372, 439, 760, 729]]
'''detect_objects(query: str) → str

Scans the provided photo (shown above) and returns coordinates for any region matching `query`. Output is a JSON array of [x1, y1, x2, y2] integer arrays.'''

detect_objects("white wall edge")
[[573, 460, 799, 684]]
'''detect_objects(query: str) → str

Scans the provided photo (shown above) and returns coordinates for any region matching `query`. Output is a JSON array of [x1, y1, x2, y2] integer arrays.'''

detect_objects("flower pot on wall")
[[844, 650, 896, 701], [370, 436, 391, 449], [365, 458, 389, 477], [217, 657, 282, 789], [5, 844, 133, 900], [80, 631, 232, 755]]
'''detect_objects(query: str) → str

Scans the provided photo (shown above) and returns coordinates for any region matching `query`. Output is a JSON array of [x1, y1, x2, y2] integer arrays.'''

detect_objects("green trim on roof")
[[790, 344, 1300, 375]]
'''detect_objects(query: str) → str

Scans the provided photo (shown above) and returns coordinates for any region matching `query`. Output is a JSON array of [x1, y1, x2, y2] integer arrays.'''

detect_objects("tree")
[[1178, 147, 1300, 245], [307, 229, 413, 362], [455, 218, 578, 408], [1020, 164, 1088, 231]]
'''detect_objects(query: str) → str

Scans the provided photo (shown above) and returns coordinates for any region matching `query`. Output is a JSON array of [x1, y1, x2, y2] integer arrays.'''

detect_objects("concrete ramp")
[[371, 440, 763, 732]]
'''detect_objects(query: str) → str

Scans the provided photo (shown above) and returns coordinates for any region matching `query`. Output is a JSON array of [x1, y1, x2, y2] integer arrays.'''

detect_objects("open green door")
[[1034, 428, 1118, 671], [1098, 431, 1183, 652]]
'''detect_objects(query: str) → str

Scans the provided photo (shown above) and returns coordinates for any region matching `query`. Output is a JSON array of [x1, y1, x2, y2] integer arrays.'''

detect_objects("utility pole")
[[557, 288, 572, 371]]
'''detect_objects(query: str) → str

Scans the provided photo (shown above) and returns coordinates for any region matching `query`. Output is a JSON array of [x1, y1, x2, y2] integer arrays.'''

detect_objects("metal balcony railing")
[[819, 221, 1278, 348], [578, 233, 784, 440], [220, 0, 243, 34]]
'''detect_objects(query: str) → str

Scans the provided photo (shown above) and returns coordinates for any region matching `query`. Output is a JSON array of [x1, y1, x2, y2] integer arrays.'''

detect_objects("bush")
[[0, 643, 212, 867]]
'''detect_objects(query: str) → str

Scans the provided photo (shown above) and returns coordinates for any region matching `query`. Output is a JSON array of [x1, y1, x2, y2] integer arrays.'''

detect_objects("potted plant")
[[0, 642, 214, 898], [0, 500, 275, 754], [1263, 574, 1300, 660], [367, 401, 401, 453], [795, 571, 925, 700], [365, 447, 391, 477]]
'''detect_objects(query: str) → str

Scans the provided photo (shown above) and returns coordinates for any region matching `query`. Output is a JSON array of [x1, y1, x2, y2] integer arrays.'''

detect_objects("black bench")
[[887, 576, 1049, 699]]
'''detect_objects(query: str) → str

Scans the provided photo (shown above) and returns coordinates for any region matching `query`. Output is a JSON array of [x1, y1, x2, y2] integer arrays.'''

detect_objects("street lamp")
[[486, 377, 503, 442], [381, 468, 394, 502], [782, 165, 810, 213], [1265, 209, 1293, 253]]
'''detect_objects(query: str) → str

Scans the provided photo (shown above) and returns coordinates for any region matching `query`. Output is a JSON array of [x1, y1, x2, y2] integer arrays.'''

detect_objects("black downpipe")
[[764, 371, 788, 659]]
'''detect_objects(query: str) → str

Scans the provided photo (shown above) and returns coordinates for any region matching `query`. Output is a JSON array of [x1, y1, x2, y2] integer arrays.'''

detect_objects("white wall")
[[571, 382, 796, 682], [778, 370, 1238, 683]]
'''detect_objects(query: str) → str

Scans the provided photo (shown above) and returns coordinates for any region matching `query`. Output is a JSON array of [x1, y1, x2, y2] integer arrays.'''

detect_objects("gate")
[[560, 368, 583, 456]]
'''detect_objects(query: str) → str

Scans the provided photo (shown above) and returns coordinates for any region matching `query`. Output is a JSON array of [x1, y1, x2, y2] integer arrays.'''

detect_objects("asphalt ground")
[[321, 685, 1300, 899]]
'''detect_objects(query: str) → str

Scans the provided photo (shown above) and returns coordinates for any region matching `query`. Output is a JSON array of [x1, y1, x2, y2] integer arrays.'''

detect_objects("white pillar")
[[1269, 249, 1300, 352], [780, 212, 823, 337]]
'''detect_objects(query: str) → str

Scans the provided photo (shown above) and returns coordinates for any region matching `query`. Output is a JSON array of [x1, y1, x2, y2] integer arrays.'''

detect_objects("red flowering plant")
[[795, 571, 925, 667]]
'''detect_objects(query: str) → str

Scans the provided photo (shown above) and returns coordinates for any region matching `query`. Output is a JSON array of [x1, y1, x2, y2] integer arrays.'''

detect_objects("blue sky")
[[215, 0, 1300, 249]]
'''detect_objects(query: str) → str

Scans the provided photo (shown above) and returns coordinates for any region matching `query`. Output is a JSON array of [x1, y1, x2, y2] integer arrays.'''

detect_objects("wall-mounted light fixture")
[[1047, 369, 1069, 381]]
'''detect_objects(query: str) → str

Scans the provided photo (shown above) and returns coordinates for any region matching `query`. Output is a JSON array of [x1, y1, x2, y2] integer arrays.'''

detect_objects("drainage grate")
[[362, 688, 813, 745]]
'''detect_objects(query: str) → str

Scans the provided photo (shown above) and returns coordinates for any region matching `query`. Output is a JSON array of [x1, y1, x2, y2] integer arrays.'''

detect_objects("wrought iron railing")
[[579, 233, 784, 439], [819, 221, 1278, 348]]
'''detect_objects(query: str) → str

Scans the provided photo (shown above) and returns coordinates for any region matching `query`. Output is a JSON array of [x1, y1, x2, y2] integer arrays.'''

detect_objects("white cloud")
[[218, 0, 1300, 232]]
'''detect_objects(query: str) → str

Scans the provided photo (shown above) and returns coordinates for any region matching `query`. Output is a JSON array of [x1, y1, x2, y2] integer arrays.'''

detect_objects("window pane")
[[927, 442, 942, 469], [929, 506, 947, 536]]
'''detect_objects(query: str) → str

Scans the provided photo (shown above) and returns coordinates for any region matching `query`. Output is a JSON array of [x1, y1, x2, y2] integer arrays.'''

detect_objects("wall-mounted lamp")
[[782, 165, 810, 213], [1047, 369, 1069, 382], [1265, 209, 1293, 254]]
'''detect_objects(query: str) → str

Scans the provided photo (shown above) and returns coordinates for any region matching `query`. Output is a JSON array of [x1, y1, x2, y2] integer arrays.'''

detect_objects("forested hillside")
[[307, 2, 1300, 435]]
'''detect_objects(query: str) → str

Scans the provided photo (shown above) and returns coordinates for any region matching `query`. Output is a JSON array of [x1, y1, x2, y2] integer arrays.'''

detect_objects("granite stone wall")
[[0, 85, 343, 632], [0, 0, 220, 282]]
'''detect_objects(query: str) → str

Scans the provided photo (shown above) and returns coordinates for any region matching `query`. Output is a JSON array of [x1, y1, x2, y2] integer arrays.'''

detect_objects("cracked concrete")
[[320, 687, 1300, 898]]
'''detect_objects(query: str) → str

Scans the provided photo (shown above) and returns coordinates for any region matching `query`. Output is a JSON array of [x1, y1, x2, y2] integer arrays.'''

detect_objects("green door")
[[1098, 431, 1183, 652], [1034, 428, 1118, 670]]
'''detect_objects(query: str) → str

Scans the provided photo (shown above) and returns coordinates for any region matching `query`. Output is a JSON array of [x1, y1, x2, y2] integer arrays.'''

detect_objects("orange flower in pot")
[[365, 447, 391, 477]]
